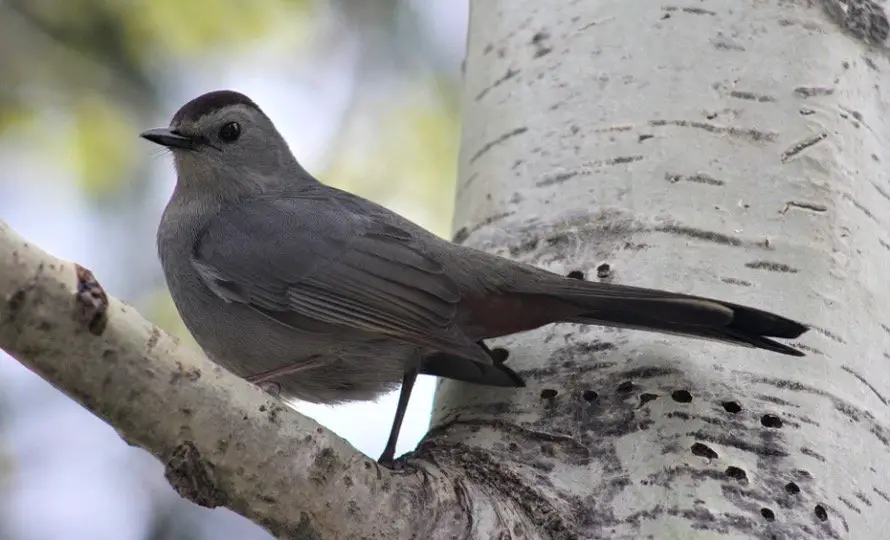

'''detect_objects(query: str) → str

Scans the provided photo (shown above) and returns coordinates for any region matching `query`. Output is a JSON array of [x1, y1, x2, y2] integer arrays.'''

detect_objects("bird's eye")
[[218, 122, 241, 142]]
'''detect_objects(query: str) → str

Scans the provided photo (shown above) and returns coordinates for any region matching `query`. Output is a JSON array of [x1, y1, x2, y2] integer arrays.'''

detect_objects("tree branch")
[[0, 219, 436, 539]]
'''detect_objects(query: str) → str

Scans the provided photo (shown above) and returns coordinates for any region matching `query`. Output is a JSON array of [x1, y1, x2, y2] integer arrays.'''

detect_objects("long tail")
[[518, 278, 809, 357]]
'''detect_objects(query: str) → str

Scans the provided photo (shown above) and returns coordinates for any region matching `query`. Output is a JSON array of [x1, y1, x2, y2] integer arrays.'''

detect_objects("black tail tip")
[[498, 364, 527, 387], [730, 307, 810, 339]]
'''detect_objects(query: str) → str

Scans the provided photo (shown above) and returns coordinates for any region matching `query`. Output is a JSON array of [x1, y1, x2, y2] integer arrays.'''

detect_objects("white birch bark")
[[427, 0, 890, 537]]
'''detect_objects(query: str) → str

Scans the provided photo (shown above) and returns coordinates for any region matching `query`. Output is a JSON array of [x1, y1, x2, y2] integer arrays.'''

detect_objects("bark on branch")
[[0, 219, 450, 539]]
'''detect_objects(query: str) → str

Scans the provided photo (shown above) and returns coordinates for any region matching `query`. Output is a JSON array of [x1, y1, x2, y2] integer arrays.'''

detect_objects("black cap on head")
[[171, 90, 263, 126]]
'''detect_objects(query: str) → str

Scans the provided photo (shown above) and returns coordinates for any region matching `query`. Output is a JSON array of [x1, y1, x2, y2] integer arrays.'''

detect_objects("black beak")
[[139, 127, 196, 150]]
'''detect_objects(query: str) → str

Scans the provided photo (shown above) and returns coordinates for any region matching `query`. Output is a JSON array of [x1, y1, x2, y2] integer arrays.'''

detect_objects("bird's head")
[[141, 90, 310, 199]]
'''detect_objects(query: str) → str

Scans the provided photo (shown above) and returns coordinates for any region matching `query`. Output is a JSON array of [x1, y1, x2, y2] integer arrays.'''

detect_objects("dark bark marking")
[[608, 155, 644, 165], [841, 366, 888, 406], [618, 366, 681, 379], [781, 200, 828, 213], [475, 68, 520, 101], [822, 0, 889, 43], [667, 410, 738, 428], [690, 430, 789, 458], [469, 127, 528, 164], [793, 343, 825, 355], [146, 326, 161, 354], [169, 361, 202, 386], [756, 394, 799, 408], [780, 131, 829, 162], [854, 491, 873, 507], [663, 6, 717, 16], [165, 441, 227, 508], [530, 30, 553, 57], [425, 418, 591, 464], [665, 172, 725, 186], [744, 261, 799, 273], [655, 225, 743, 246], [810, 325, 845, 344], [721, 277, 752, 287], [452, 227, 470, 244], [536, 156, 644, 187], [74, 264, 109, 335], [593, 125, 633, 133], [871, 180, 890, 202], [649, 119, 777, 143], [841, 192, 880, 223], [711, 37, 746, 51], [3, 287, 29, 325], [546, 342, 617, 371], [451, 211, 515, 243], [794, 86, 835, 98], [729, 90, 776, 102], [537, 171, 579, 187], [310, 447, 342, 486], [838, 496, 861, 514]]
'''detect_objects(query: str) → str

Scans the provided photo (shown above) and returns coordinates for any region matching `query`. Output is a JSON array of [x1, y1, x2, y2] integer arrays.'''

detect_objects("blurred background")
[[0, 1, 468, 538]]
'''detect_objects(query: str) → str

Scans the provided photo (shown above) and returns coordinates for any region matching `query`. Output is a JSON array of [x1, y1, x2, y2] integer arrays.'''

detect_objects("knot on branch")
[[165, 440, 228, 508]]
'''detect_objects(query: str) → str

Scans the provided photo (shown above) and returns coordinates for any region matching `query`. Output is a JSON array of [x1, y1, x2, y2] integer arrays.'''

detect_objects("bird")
[[141, 90, 810, 466]]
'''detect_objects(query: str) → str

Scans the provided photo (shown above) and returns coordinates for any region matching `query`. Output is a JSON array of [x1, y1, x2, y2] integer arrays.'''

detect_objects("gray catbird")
[[142, 90, 809, 465]]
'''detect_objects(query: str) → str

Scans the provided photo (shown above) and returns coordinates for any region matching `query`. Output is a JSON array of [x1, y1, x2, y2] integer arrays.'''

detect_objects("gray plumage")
[[144, 90, 809, 463]]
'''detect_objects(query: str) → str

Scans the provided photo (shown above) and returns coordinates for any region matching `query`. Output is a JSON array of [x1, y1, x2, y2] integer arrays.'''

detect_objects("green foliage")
[[124, 0, 309, 56], [324, 80, 460, 236], [2, 0, 311, 200], [66, 98, 138, 199]]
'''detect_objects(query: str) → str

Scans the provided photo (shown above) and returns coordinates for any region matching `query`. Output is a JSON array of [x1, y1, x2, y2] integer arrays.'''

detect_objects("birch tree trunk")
[[425, 0, 890, 537], [2, 0, 890, 539]]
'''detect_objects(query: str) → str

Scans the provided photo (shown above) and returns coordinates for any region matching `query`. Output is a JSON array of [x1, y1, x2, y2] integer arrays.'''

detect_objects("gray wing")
[[191, 194, 490, 364]]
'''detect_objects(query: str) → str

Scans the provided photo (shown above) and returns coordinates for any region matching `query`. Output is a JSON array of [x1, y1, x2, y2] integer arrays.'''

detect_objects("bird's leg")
[[378, 367, 419, 467]]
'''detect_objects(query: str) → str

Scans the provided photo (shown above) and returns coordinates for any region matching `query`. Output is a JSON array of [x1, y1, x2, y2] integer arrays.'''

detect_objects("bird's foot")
[[376, 451, 415, 473], [378, 459, 416, 474]]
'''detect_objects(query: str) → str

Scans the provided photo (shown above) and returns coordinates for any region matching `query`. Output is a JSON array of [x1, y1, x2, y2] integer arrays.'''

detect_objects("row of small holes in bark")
[[540, 387, 783, 428], [538, 270, 826, 523], [538, 386, 828, 524]]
